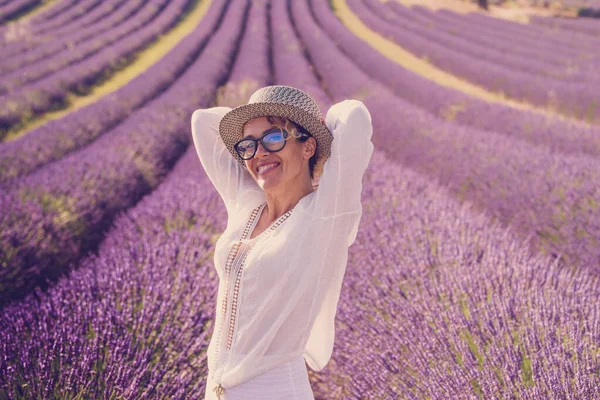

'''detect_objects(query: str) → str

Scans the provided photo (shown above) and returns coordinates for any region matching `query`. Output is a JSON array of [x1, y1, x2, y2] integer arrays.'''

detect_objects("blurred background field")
[[1, 0, 599, 398]]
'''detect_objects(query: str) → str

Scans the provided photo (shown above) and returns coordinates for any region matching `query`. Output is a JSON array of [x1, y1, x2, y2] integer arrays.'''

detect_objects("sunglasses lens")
[[263, 130, 286, 151], [235, 140, 256, 159]]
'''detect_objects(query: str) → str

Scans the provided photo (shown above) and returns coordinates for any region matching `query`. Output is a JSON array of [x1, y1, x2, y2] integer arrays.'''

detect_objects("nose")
[[254, 140, 269, 158]]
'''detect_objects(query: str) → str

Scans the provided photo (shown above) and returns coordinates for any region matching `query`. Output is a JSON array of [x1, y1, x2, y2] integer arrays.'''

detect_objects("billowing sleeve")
[[302, 100, 374, 372], [309, 99, 374, 245], [191, 107, 263, 212]]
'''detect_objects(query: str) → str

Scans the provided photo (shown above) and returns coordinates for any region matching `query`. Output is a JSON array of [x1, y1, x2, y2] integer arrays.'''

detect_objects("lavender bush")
[[270, 0, 329, 109], [8, 0, 79, 26], [214, 0, 271, 106]]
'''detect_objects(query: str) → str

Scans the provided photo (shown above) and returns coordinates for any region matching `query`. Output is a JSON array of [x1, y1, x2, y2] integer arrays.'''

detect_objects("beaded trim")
[[212, 202, 293, 396]]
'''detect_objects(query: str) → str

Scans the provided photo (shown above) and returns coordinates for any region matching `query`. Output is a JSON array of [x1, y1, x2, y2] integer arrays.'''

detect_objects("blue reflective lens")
[[263, 130, 285, 147]]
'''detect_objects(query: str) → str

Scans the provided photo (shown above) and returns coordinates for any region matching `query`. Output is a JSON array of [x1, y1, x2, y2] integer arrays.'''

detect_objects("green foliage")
[[520, 343, 535, 388], [462, 330, 484, 370], [470, 378, 483, 399]]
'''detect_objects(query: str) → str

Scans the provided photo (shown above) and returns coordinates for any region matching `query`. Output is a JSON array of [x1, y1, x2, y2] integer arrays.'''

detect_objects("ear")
[[303, 136, 317, 160]]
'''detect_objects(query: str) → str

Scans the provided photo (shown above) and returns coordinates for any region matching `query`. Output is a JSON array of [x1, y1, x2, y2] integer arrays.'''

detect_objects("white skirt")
[[204, 357, 315, 400]]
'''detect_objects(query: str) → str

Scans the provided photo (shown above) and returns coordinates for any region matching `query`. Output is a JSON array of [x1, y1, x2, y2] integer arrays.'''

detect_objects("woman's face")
[[242, 116, 315, 192]]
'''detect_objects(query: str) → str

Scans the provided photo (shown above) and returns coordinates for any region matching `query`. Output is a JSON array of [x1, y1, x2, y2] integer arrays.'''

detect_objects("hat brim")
[[218, 102, 333, 166]]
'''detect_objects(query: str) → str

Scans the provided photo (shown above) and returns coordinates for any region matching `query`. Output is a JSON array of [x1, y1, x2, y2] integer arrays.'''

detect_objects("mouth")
[[256, 162, 280, 176]]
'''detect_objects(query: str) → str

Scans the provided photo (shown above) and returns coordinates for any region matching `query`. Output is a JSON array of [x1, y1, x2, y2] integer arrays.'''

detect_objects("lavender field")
[[1, 0, 599, 398]]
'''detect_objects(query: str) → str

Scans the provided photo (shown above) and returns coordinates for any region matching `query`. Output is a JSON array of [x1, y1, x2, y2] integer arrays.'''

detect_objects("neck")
[[263, 175, 314, 220]]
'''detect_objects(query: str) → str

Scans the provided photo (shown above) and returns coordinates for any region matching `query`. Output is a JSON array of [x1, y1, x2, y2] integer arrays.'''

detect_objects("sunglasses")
[[234, 127, 311, 160]]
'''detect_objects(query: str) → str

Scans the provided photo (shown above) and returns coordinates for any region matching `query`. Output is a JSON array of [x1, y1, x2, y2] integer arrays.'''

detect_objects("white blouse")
[[190, 99, 374, 399]]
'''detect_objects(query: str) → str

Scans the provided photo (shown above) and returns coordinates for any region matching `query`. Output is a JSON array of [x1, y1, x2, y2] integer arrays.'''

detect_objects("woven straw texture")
[[218, 85, 333, 166]]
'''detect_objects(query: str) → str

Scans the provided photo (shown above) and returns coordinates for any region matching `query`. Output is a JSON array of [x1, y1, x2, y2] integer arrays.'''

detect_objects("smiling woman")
[[190, 85, 374, 399]]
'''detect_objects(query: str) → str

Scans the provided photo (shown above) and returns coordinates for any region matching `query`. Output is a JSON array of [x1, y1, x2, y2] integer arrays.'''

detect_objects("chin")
[[257, 177, 282, 191], [255, 169, 285, 191]]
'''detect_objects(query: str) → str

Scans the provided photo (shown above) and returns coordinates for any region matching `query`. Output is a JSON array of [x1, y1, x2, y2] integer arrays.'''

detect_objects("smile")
[[257, 162, 280, 175]]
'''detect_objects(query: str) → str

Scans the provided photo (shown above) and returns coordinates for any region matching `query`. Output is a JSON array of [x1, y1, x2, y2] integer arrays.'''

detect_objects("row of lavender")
[[0, 0, 235, 307], [2, 1, 597, 397], [0, 0, 228, 184], [0, 0, 40, 23], [24, 0, 121, 37], [0, 0, 192, 139], [347, 0, 600, 122], [1, 0, 137, 74], [3, 0, 106, 46], [0, 0, 83, 43]]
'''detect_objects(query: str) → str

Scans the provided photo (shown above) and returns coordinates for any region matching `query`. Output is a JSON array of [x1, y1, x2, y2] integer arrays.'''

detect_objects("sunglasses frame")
[[234, 127, 311, 160]]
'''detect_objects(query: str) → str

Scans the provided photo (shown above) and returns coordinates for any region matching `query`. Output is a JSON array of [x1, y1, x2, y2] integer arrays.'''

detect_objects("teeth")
[[258, 163, 278, 174]]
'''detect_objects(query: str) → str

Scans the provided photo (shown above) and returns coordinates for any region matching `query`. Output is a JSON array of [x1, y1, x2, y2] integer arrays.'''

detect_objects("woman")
[[191, 85, 373, 399]]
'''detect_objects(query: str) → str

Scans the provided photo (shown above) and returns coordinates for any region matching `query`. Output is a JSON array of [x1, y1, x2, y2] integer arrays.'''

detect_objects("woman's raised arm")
[[308, 99, 374, 243], [191, 107, 262, 211]]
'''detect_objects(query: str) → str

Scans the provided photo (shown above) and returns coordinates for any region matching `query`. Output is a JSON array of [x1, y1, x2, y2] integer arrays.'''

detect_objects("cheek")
[[279, 146, 300, 166], [286, 148, 307, 172]]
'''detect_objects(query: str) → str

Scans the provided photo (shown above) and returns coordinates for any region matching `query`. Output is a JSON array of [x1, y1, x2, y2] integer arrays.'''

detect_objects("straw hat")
[[218, 85, 333, 168]]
